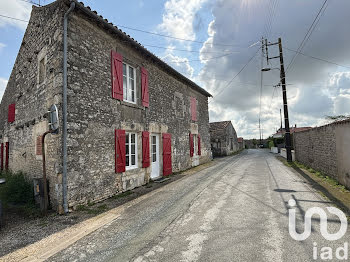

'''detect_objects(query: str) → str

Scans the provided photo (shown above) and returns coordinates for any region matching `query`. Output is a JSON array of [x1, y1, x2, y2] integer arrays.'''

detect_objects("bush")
[[0, 170, 34, 206]]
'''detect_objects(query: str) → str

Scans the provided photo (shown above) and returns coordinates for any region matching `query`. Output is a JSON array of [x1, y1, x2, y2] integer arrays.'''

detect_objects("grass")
[[291, 161, 348, 192], [76, 203, 109, 215], [111, 191, 133, 199]]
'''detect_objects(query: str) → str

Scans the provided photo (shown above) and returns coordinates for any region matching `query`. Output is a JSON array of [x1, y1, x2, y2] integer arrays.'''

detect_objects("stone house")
[[209, 121, 238, 157], [237, 137, 245, 150], [0, 0, 212, 213]]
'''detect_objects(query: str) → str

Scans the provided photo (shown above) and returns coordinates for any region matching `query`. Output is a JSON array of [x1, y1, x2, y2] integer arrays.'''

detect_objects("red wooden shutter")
[[191, 98, 197, 121], [8, 104, 15, 123], [198, 134, 201, 156], [162, 133, 172, 176], [115, 129, 126, 173], [111, 51, 123, 100], [142, 131, 150, 168], [141, 67, 149, 107], [189, 133, 194, 157], [5, 142, 9, 170], [0, 143, 3, 171]]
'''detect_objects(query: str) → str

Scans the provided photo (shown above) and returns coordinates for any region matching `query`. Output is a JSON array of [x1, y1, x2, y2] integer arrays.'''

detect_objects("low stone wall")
[[294, 119, 350, 189]]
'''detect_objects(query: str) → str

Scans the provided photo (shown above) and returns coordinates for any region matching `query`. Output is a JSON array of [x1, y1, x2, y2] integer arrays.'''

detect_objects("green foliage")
[[0, 170, 34, 206], [268, 141, 274, 149], [325, 115, 350, 121], [111, 191, 133, 199]]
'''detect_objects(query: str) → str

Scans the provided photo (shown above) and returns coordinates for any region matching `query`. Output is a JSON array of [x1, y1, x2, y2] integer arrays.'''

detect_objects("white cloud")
[[162, 53, 194, 79], [0, 0, 31, 30], [0, 42, 6, 53], [0, 78, 8, 102], [158, 0, 207, 42], [198, 0, 350, 138]]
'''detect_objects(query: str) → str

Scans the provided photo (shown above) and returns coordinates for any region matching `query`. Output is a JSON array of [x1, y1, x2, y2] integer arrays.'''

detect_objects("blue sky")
[[1, 0, 350, 139]]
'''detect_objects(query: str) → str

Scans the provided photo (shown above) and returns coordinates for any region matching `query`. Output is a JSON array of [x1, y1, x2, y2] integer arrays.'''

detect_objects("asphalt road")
[[49, 149, 349, 262]]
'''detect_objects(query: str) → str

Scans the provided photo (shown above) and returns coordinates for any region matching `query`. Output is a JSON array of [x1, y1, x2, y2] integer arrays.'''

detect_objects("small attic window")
[[39, 57, 46, 84]]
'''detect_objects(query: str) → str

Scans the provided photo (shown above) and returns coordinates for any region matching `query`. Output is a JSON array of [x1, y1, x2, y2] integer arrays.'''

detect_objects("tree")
[[325, 115, 350, 123]]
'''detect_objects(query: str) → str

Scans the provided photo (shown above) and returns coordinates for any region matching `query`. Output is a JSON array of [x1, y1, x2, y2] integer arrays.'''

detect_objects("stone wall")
[[64, 9, 211, 207], [0, 1, 67, 210], [294, 120, 350, 189]]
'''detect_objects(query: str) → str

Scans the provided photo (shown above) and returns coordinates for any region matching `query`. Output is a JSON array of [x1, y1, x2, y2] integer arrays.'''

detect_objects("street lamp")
[[261, 67, 280, 72]]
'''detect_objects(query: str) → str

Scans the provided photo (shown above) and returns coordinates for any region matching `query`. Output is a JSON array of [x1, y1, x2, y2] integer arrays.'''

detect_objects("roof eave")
[[68, 0, 212, 98]]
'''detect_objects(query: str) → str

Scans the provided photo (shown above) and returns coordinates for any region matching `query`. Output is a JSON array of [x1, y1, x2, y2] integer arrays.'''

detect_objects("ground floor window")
[[126, 132, 137, 169], [193, 134, 198, 156]]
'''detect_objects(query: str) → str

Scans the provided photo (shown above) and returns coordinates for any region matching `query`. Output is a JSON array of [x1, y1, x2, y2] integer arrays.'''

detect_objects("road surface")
[[49, 149, 349, 262]]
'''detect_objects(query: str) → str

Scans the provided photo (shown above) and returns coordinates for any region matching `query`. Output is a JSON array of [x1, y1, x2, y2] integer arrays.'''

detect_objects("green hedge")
[[0, 171, 34, 206]]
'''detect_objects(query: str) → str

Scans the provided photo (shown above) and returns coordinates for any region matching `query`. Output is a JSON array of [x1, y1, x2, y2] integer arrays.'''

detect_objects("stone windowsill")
[[120, 100, 145, 110]]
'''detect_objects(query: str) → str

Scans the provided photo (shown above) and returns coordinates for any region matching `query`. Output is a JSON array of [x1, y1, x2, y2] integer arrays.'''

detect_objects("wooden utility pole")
[[278, 38, 292, 162], [264, 38, 292, 162]]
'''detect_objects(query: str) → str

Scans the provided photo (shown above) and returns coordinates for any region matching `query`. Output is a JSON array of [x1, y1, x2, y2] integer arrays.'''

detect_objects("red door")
[[162, 133, 172, 176]]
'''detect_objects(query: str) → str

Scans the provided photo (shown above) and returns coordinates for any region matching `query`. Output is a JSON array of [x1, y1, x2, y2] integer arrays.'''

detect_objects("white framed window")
[[123, 63, 136, 103], [151, 135, 157, 163], [125, 132, 138, 169]]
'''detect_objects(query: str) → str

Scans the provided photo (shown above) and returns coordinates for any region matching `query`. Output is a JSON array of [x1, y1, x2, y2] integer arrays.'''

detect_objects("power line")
[[284, 47, 350, 69], [0, 14, 29, 23], [138, 44, 236, 54], [116, 24, 248, 48], [286, 0, 329, 72], [165, 52, 236, 64], [18, 0, 40, 6], [209, 47, 261, 104]]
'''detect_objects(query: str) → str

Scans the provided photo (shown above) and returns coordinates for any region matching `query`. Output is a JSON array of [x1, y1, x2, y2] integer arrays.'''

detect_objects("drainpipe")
[[63, 1, 75, 213]]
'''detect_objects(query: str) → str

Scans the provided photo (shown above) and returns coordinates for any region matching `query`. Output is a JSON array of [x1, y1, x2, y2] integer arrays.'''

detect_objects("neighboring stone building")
[[237, 137, 245, 150], [209, 121, 238, 157], [0, 0, 212, 212]]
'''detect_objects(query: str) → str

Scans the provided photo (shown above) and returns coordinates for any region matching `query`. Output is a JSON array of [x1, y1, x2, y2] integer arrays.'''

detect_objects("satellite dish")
[[48, 104, 59, 133]]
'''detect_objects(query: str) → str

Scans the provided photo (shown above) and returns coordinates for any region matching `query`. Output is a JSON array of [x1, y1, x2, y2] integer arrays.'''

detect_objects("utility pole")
[[259, 37, 264, 146], [280, 109, 282, 130], [263, 38, 292, 162], [278, 38, 292, 162]]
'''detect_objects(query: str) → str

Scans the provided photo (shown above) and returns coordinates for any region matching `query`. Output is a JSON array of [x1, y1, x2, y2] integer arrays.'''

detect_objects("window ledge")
[[125, 166, 139, 172], [120, 100, 145, 110]]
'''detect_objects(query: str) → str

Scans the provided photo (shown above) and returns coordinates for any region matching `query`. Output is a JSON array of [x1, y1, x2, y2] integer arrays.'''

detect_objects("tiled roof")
[[59, 0, 212, 97], [209, 121, 232, 132], [275, 127, 312, 135]]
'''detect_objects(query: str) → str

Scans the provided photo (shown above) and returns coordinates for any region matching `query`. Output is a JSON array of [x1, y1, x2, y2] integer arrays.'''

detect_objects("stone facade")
[[294, 119, 350, 189], [0, 2, 66, 210], [0, 0, 211, 211], [209, 121, 239, 157]]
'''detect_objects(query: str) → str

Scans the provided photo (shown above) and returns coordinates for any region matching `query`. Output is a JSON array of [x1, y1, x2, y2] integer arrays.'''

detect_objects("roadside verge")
[[277, 156, 350, 217]]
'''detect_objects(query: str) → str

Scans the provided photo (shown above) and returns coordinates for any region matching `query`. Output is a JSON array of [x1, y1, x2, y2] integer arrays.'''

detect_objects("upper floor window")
[[123, 63, 136, 103], [126, 132, 137, 169]]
